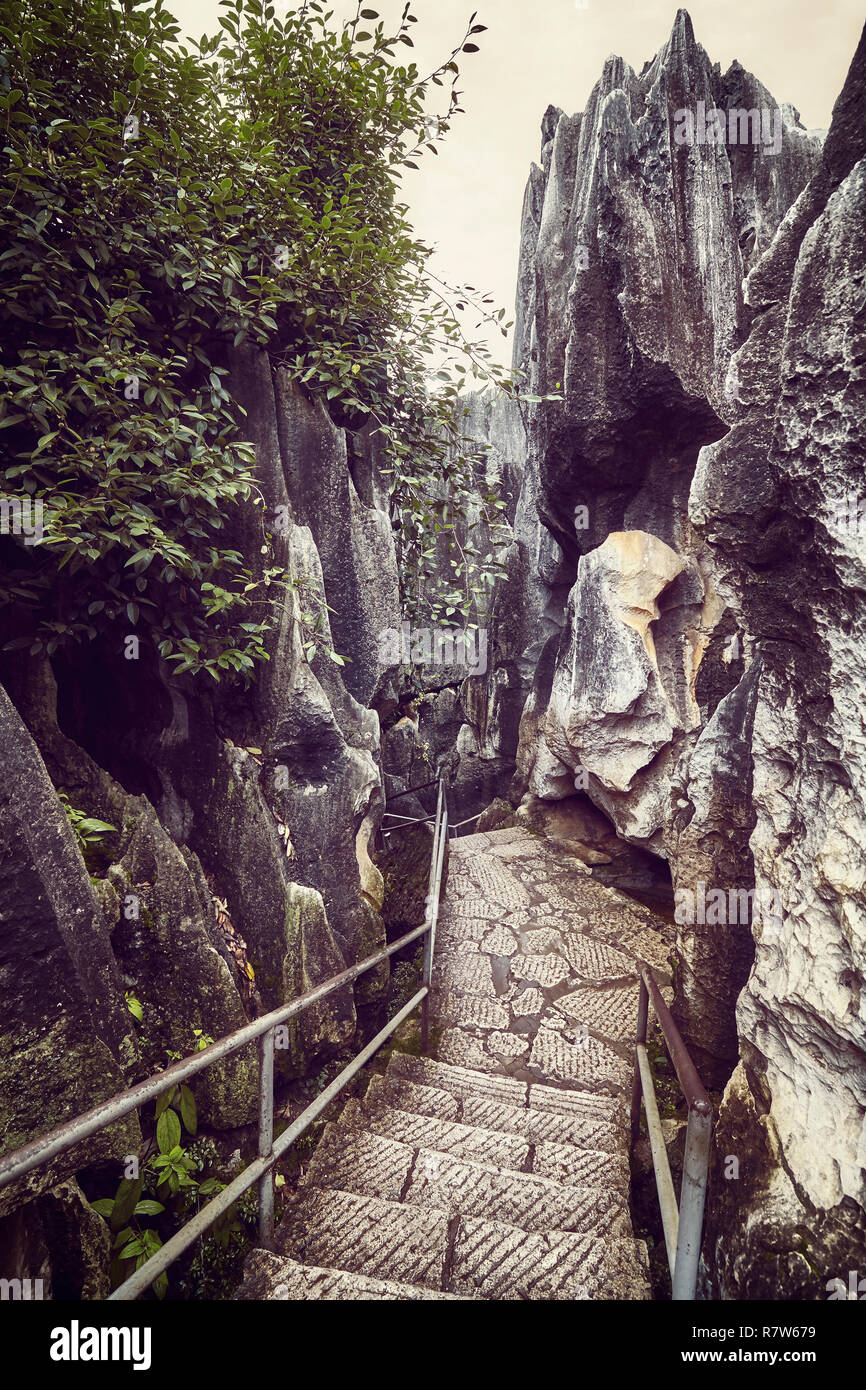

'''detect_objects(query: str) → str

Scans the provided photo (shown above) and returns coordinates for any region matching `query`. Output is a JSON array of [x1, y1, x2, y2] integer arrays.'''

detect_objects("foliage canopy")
[[0, 0, 521, 680]]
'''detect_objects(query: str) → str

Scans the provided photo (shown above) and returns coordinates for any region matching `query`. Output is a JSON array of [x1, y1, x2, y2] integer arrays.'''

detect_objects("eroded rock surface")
[[444, 10, 866, 1297], [692, 28, 866, 1298], [0, 357, 401, 1267]]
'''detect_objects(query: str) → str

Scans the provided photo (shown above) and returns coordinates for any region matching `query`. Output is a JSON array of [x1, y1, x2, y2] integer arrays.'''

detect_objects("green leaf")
[[111, 1177, 144, 1231], [77, 817, 116, 835], [132, 1195, 165, 1217], [133, 1199, 165, 1216], [76, 247, 95, 269], [33, 431, 59, 456], [156, 1108, 181, 1155], [155, 1087, 176, 1120], [133, 51, 146, 74], [178, 1084, 197, 1135]]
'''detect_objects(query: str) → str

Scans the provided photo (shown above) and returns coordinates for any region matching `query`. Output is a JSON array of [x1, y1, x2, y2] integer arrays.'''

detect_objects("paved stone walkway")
[[237, 824, 673, 1300]]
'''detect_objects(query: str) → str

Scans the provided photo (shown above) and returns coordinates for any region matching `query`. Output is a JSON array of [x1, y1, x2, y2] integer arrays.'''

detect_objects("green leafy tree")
[[0, 0, 534, 679]]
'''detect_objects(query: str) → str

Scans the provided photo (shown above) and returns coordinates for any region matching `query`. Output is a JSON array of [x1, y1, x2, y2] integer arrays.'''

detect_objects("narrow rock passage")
[[238, 825, 674, 1300]]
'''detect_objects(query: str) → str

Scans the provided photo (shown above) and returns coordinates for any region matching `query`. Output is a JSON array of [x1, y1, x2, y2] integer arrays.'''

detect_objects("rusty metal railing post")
[[421, 781, 446, 1054], [672, 1100, 712, 1300], [631, 975, 649, 1139], [633, 965, 713, 1301], [257, 1025, 275, 1251]]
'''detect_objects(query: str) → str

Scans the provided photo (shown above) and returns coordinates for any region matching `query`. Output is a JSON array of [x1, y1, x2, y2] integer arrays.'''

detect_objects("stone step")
[[278, 1186, 449, 1290], [452, 1215, 651, 1301], [338, 1096, 532, 1172], [529, 1080, 630, 1128], [450, 827, 538, 854], [365, 1071, 462, 1121], [386, 1051, 630, 1129], [304, 1123, 632, 1237], [236, 1249, 469, 1301], [403, 1145, 631, 1237], [278, 1188, 650, 1299], [366, 1072, 629, 1156], [532, 1137, 629, 1188], [349, 1088, 628, 1187], [448, 831, 491, 852], [386, 1051, 527, 1107], [462, 1093, 628, 1155], [304, 1123, 413, 1203]]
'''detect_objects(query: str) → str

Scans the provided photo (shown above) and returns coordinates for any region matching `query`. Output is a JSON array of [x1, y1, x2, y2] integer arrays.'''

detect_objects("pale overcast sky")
[[170, 1, 864, 366]]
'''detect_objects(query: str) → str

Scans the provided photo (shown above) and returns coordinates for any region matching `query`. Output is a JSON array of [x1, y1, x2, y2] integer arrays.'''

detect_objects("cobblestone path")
[[238, 824, 674, 1300]]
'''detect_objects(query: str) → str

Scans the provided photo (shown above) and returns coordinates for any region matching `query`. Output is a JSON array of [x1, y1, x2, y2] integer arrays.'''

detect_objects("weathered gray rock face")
[[691, 28, 866, 1298], [378, 391, 541, 826], [0, 684, 140, 1215], [513, 10, 822, 840], [487, 12, 835, 1102], [664, 658, 761, 1088], [467, 8, 865, 1297], [0, 353, 402, 1263], [538, 531, 690, 848]]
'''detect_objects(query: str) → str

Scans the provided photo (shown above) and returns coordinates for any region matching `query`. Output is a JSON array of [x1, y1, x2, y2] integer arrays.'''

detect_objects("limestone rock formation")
[[0, 352, 402, 1262], [0, 685, 139, 1215], [454, 9, 866, 1297], [692, 26, 866, 1298]]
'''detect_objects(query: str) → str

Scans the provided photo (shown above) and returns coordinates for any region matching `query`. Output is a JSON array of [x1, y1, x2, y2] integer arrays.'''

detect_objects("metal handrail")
[[0, 780, 450, 1301], [630, 964, 712, 1301], [381, 780, 441, 837], [421, 780, 447, 1051], [383, 778, 439, 804]]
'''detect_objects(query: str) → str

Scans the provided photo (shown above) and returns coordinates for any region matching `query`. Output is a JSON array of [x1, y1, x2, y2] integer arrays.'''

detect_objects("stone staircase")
[[238, 1052, 649, 1299], [237, 825, 672, 1300]]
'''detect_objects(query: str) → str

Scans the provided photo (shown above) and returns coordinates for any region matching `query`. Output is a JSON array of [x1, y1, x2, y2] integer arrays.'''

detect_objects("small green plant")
[[90, 1176, 169, 1300], [288, 575, 350, 667], [57, 789, 116, 853], [92, 1031, 225, 1298], [124, 991, 143, 1022], [165, 1026, 215, 1064], [181, 1186, 260, 1300]]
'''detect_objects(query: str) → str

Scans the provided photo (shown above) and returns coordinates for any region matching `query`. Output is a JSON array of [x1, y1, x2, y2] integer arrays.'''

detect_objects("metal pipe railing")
[[0, 920, 429, 1192], [421, 781, 447, 1052], [383, 778, 439, 804], [111, 988, 428, 1301], [635, 1041, 679, 1280], [0, 780, 451, 1301], [631, 964, 713, 1301]]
